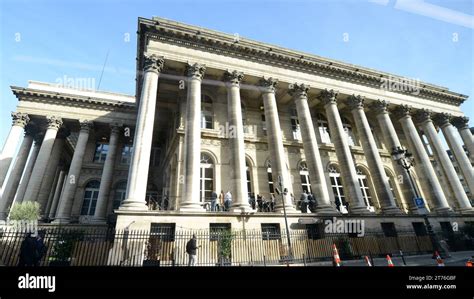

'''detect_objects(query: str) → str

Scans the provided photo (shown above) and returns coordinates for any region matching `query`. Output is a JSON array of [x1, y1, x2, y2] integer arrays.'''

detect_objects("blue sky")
[[0, 0, 473, 147]]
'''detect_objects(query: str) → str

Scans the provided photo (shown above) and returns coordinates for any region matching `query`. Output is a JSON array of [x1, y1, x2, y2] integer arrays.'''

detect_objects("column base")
[[348, 205, 374, 215], [119, 199, 148, 211], [178, 202, 206, 212], [230, 203, 254, 213], [455, 207, 474, 215], [274, 205, 299, 214], [433, 207, 454, 216], [313, 204, 340, 215], [90, 217, 107, 224], [52, 217, 71, 224], [381, 206, 404, 215]]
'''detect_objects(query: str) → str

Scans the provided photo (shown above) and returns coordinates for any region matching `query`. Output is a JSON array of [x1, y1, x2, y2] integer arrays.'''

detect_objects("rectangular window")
[[150, 223, 176, 241], [261, 223, 281, 240], [440, 222, 454, 236], [121, 145, 132, 165], [381, 222, 397, 237], [306, 223, 324, 240], [261, 114, 267, 135], [93, 143, 109, 163], [210, 223, 231, 241], [412, 222, 427, 236]]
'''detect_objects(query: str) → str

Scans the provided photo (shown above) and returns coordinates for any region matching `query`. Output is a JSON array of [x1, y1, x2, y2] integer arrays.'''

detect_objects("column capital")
[[143, 54, 164, 74], [370, 99, 390, 115], [433, 113, 452, 128], [288, 83, 310, 98], [79, 120, 94, 133], [393, 105, 412, 119], [318, 89, 338, 105], [451, 116, 470, 130], [224, 70, 244, 86], [185, 62, 206, 80], [12, 112, 30, 128], [413, 109, 432, 124], [346, 94, 365, 110], [46, 116, 63, 130], [259, 77, 278, 93]]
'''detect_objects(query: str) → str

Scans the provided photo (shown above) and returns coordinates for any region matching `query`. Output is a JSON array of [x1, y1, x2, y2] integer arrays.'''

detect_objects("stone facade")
[[0, 17, 473, 235]]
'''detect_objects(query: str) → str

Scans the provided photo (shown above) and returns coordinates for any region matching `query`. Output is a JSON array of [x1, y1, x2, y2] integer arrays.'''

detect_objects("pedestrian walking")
[[186, 234, 200, 266]]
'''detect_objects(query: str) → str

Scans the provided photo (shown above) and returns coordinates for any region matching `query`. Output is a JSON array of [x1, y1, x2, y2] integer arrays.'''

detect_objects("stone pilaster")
[[347, 95, 401, 215], [224, 70, 251, 212], [54, 120, 92, 223], [260, 77, 296, 213], [0, 125, 36, 220], [179, 63, 207, 212], [451, 116, 474, 163], [319, 90, 370, 214], [415, 110, 473, 214], [94, 124, 122, 222], [289, 83, 336, 214], [120, 54, 164, 211], [394, 106, 451, 214], [370, 100, 419, 214], [23, 116, 63, 203], [435, 113, 474, 199], [0, 112, 30, 187]]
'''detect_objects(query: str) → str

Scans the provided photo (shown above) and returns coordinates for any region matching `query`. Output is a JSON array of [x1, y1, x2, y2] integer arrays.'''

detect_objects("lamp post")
[[277, 175, 293, 263], [391, 146, 440, 253]]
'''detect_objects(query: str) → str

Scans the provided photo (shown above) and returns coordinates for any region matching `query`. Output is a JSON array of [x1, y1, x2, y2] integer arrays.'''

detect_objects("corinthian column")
[[394, 105, 451, 214], [94, 124, 121, 222], [260, 77, 296, 213], [54, 120, 93, 223], [14, 133, 43, 203], [0, 125, 36, 220], [23, 116, 63, 203], [451, 116, 474, 163], [224, 70, 251, 212], [370, 100, 419, 214], [0, 112, 30, 187], [415, 110, 473, 214], [347, 95, 402, 215], [289, 83, 336, 214], [319, 90, 369, 214], [120, 54, 164, 211], [179, 63, 206, 212], [435, 113, 474, 197]]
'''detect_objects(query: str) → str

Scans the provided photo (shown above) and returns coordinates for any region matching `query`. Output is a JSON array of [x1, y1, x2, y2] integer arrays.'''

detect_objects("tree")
[[8, 202, 40, 221]]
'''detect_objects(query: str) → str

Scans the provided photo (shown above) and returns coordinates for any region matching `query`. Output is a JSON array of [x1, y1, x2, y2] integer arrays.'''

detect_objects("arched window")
[[328, 165, 348, 214], [342, 117, 357, 146], [290, 107, 301, 141], [200, 153, 214, 202], [81, 180, 100, 216], [316, 113, 331, 144], [201, 95, 213, 129], [356, 167, 375, 212], [246, 159, 252, 196], [113, 181, 127, 210], [146, 183, 159, 210], [421, 133, 433, 156], [261, 114, 267, 136], [299, 161, 311, 193], [266, 160, 274, 194]]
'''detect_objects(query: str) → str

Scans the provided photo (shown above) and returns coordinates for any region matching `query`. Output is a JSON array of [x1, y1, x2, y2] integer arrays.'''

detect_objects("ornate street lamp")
[[277, 176, 293, 263], [391, 146, 441, 253]]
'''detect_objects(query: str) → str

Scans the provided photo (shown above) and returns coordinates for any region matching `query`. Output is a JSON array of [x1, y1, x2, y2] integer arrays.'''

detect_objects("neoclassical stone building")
[[1, 17, 473, 234]]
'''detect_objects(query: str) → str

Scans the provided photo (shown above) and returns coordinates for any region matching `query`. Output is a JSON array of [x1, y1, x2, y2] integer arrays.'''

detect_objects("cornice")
[[137, 17, 467, 106]]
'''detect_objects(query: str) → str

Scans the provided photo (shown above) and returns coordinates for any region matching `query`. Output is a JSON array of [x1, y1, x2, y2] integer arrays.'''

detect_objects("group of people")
[[210, 190, 233, 212], [18, 231, 47, 266], [298, 190, 318, 213]]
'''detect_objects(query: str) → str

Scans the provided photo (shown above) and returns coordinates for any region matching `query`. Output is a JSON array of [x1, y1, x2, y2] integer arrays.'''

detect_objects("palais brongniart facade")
[[1, 17, 473, 234]]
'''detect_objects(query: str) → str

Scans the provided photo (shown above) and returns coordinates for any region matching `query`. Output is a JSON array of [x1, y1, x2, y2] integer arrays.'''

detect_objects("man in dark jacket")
[[186, 234, 200, 266], [18, 233, 37, 266], [34, 230, 47, 266]]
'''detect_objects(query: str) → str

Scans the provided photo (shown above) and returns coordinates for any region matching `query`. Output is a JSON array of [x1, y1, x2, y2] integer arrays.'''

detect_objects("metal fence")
[[0, 226, 471, 267]]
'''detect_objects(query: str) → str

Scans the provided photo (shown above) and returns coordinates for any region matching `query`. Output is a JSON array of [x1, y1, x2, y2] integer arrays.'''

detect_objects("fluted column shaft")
[[319, 90, 369, 214], [54, 121, 92, 223], [37, 129, 68, 216], [348, 96, 401, 214], [372, 101, 419, 213], [120, 55, 164, 211], [260, 78, 296, 213], [94, 125, 121, 221], [0, 126, 35, 220], [0, 112, 30, 187], [48, 169, 67, 219], [452, 116, 474, 162], [23, 116, 63, 203], [14, 135, 42, 203], [225, 71, 251, 212], [436, 114, 474, 196], [290, 83, 336, 214], [180, 63, 206, 212], [417, 111, 473, 214], [395, 106, 451, 214]]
